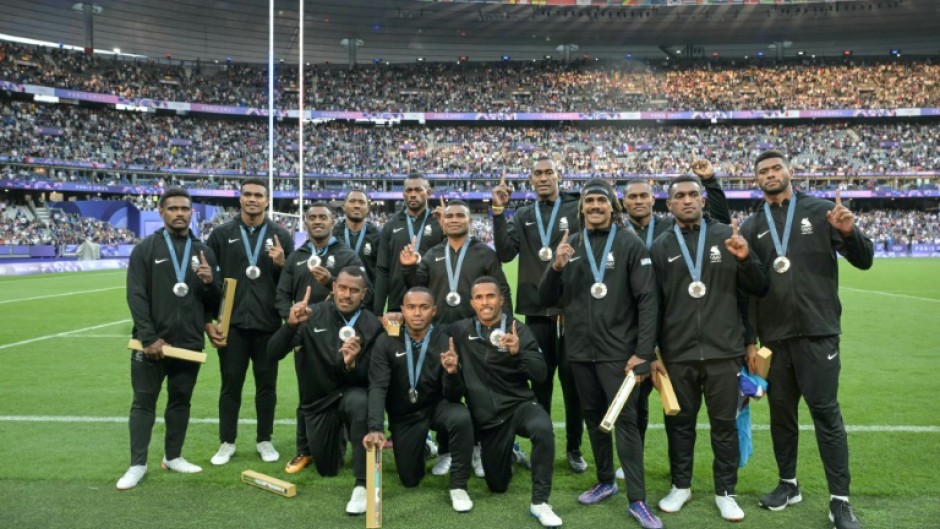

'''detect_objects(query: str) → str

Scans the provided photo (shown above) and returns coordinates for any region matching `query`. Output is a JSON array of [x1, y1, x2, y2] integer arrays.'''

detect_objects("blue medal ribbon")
[[405, 325, 434, 394], [645, 215, 656, 250], [239, 224, 268, 268], [344, 224, 366, 255], [444, 240, 471, 295], [673, 220, 707, 284], [309, 237, 336, 257], [534, 199, 562, 250], [474, 313, 507, 342], [763, 194, 798, 259], [406, 210, 431, 254], [162, 230, 192, 286], [583, 224, 618, 287]]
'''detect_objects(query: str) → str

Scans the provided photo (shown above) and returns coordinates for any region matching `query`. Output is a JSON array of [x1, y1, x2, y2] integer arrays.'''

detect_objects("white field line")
[[0, 319, 131, 350], [0, 286, 123, 305], [841, 287, 940, 304], [68, 334, 129, 338], [0, 270, 124, 283], [0, 415, 936, 433]]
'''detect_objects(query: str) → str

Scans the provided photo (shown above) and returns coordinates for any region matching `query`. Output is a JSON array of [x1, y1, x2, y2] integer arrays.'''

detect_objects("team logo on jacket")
[[606, 252, 616, 269], [801, 218, 813, 234], [559, 217, 569, 231], [326, 255, 336, 268], [363, 243, 372, 256], [424, 225, 433, 237], [709, 245, 722, 263]]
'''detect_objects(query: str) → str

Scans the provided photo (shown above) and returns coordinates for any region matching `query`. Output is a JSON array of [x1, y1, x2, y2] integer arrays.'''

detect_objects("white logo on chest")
[[709, 245, 722, 263], [800, 218, 813, 235]]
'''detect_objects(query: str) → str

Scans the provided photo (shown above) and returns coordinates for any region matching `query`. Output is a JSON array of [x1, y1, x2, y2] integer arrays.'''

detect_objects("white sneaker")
[[211, 442, 236, 465], [161, 456, 202, 473], [256, 441, 280, 463], [432, 453, 452, 476], [529, 503, 563, 528], [615, 467, 624, 480], [471, 445, 485, 478], [450, 488, 474, 512], [116, 465, 147, 490], [425, 434, 439, 459], [658, 486, 691, 513], [346, 485, 367, 515], [715, 493, 745, 522]]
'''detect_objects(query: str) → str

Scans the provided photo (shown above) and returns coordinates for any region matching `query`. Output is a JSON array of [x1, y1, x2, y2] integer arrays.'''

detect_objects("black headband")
[[582, 185, 613, 202]]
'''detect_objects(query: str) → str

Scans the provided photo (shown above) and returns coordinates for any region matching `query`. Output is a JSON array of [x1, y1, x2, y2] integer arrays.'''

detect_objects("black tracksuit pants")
[[218, 326, 279, 443], [390, 400, 474, 490], [765, 335, 851, 496], [571, 361, 647, 502], [663, 358, 740, 494], [129, 352, 200, 466], [476, 401, 555, 504], [528, 315, 584, 453], [303, 387, 369, 486]]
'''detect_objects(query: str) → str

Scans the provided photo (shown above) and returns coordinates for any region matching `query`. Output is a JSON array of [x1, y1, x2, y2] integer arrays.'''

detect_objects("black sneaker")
[[567, 450, 588, 473], [829, 499, 861, 529], [759, 480, 802, 511]]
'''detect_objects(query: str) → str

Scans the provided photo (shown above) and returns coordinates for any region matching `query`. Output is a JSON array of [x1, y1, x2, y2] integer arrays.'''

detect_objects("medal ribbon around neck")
[[310, 236, 336, 257], [162, 230, 192, 287], [644, 215, 656, 249], [534, 199, 562, 251], [405, 325, 434, 394], [444, 240, 471, 297], [673, 220, 707, 285], [344, 224, 366, 255], [583, 224, 618, 288], [406, 209, 431, 253], [239, 224, 268, 268], [763, 193, 798, 260], [475, 313, 507, 341]]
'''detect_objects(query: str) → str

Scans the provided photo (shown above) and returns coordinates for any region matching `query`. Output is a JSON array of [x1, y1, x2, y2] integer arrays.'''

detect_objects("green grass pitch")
[[0, 259, 938, 529]]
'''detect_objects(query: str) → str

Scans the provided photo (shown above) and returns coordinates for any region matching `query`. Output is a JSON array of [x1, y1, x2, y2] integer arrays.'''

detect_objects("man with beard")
[[450, 277, 561, 528], [118, 188, 220, 490], [539, 179, 661, 529], [740, 150, 872, 529], [491, 157, 586, 473], [649, 175, 769, 522], [334, 190, 380, 284], [276, 202, 368, 474], [363, 287, 475, 512], [205, 178, 293, 467], [373, 173, 444, 315], [267, 267, 383, 515]]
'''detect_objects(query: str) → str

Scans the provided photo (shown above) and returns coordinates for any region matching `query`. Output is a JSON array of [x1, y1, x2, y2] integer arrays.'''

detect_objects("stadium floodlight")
[[502, 55, 510, 62]]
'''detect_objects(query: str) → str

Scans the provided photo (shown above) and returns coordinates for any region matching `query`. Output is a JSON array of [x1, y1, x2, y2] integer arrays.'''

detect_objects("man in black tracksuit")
[[450, 277, 562, 529], [333, 190, 381, 285], [276, 202, 368, 474], [492, 156, 586, 473], [118, 188, 220, 490], [205, 179, 294, 466], [267, 267, 383, 515], [373, 173, 444, 314], [539, 179, 661, 529], [363, 287, 475, 512], [740, 151, 872, 529], [623, 161, 731, 447], [649, 175, 769, 522]]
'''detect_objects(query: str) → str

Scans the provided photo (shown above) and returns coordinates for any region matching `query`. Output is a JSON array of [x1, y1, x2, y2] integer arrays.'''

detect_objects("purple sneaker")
[[629, 501, 663, 529], [578, 482, 619, 505]]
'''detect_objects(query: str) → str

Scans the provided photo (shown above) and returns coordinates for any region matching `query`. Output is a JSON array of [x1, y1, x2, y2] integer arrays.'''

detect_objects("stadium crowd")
[[3, 41, 939, 112], [1, 204, 138, 245]]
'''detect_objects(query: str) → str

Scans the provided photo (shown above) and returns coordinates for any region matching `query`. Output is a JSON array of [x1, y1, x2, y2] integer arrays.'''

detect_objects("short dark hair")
[[405, 172, 427, 183], [667, 175, 703, 198], [344, 190, 370, 204], [754, 150, 790, 172], [337, 266, 367, 285], [471, 275, 502, 291], [403, 286, 433, 301], [159, 187, 191, 208], [241, 178, 269, 196], [307, 201, 332, 211], [624, 179, 653, 193], [446, 199, 470, 211]]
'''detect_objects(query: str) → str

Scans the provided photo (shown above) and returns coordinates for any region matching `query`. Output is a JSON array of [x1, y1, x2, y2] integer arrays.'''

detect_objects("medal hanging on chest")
[[162, 230, 192, 298], [240, 224, 268, 280], [583, 225, 618, 300]]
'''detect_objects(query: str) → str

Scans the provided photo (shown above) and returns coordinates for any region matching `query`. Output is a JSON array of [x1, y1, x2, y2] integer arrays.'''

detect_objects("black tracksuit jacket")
[[628, 176, 732, 248], [333, 220, 381, 285], [275, 238, 368, 318], [373, 208, 444, 314]]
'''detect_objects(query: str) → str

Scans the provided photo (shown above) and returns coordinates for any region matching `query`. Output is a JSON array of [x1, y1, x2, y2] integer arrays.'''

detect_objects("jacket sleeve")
[[736, 251, 770, 297], [367, 336, 391, 433], [703, 177, 731, 224], [126, 240, 158, 347], [650, 241, 667, 352], [266, 322, 302, 362], [832, 224, 875, 271], [629, 241, 658, 362], [372, 228, 391, 314], [493, 212, 521, 263], [403, 257, 428, 288], [514, 323, 547, 385], [443, 324, 466, 401], [274, 256, 296, 319], [345, 323, 381, 385], [199, 245, 223, 317], [538, 264, 564, 308]]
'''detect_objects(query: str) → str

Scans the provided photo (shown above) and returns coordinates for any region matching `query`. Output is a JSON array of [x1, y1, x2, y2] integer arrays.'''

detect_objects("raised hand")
[[268, 235, 286, 267], [690, 158, 715, 180], [432, 196, 447, 221], [440, 337, 459, 374], [492, 171, 511, 208], [724, 218, 749, 261], [826, 189, 856, 236], [400, 235, 419, 266], [288, 286, 312, 327], [340, 336, 362, 370], [499, 320, 521, 356], [310, 265, 332, 286], [552, 229, 574, 272], [196, 250, 214, 284]]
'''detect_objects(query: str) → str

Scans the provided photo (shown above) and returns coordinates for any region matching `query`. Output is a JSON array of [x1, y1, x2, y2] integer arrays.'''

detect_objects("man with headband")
[[740, 150, 872, 529], [539, 179, 661, 529]]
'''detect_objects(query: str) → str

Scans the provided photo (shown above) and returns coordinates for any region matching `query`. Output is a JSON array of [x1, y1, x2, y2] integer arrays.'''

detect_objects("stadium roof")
[[1, 0, 938, 64]]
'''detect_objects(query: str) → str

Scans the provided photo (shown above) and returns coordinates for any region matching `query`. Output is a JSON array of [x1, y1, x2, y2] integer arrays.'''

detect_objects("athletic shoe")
[[161, 456, 202, 473], [432, 453, 452, 476], [658, 486, 691, 513], [616, 467, 625, 480], [759, 480, 802, 511], [628, 501, 663, 529], [210, 442, 236, 466], [578, 482, 619, 505], [829, 499, 861, 529], [715, 493, 744, 521], [472, 445, 486, 478], [567, 450, 588, 473], [346, 485, 367, 515], [513, 441, 531, 469], [529, 503, 563, 528], [285, 454, 312, 474], [256, 441, 279, 463], [116, 465, 147, 490], [449, 489, 474, 512], [425, 433, 438, 458]]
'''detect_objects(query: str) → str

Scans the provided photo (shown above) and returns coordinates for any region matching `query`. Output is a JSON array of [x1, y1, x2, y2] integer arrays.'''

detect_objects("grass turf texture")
[[0, 260, 938, 529]]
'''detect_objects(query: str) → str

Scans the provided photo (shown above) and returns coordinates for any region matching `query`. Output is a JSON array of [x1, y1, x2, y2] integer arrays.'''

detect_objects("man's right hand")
[[746, 344, 759, 375], [491, 171, 511, 209], [400, 236, 419, 266], [552, 229, 574, 271], [143, 338, 166, 360], [362, 431, 386, 450], [205, 323, 226, 348], [288, 286, 313, 327]]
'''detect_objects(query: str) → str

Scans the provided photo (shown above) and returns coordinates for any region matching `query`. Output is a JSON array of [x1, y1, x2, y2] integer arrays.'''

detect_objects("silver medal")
[[446, 291, 461, 306], [688, 281, 707, 299], [408, 388, 418, 404], [246, 265, 261, 279], [307, 255, 322, 270], [590, 282, 607, 299], [339, 326, 356, 342], [173, 282, 189, 297], [773, 256, 791, 274], [538, 247, 552, 262], [490, 329, 506, 348]]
